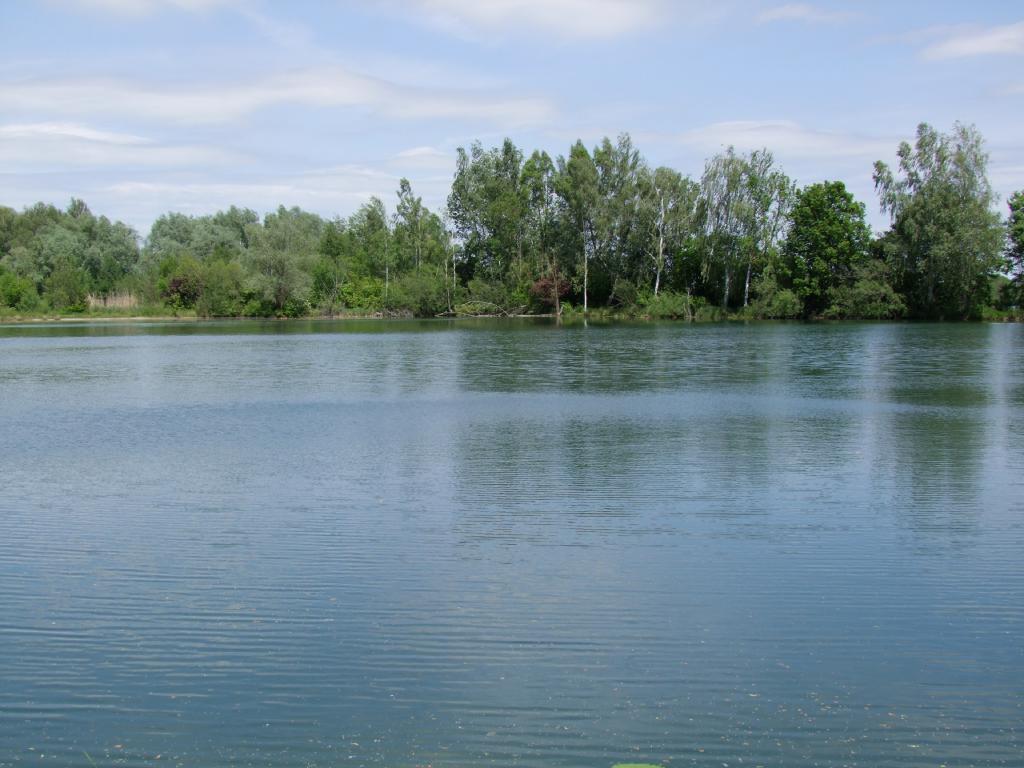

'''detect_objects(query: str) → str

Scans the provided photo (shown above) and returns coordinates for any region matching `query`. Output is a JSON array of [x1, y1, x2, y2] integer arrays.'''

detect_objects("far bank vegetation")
[[2, 123, 1020, 322]]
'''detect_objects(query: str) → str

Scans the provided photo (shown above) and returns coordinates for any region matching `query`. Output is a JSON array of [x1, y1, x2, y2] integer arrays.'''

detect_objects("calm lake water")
[[1, 320, 1021, 768]]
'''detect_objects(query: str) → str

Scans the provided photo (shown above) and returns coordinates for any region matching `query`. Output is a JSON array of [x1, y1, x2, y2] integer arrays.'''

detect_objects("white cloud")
[[1, 162, 442, 234], [677, 120, 892, 159], [386, 0, 669, 40], [86, 164, 451, 230], [757, 3, 855, 24], [60, 0, 675, 38], [663, 119, 905, 231], [0, 122, 149, 145], [392, 146, 453, 170], [395, 146, 447, 160], [51, 0, 231, 14], [0, 69, 554, 127], [988, 162, 1024, 194], [104, 173, 387, 211], [0, 122, 235, 169], [921, 21, 1024, 60]]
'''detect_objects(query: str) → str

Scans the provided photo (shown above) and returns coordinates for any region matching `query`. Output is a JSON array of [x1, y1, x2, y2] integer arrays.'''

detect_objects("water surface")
[[1, 320, 1021, 767]]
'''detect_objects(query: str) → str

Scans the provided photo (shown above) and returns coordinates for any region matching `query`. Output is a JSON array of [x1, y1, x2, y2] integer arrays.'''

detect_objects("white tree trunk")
[[655, 194, 665, 296], [743, 259, 752, 307], [583, 248, 588, 313]]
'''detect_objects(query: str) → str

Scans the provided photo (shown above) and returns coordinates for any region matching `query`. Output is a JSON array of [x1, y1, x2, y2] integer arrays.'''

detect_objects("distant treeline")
[[1, 122, 1022, 321]]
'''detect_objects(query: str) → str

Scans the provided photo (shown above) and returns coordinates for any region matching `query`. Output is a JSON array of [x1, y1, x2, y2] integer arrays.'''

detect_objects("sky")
[[2, 0, 1023, 236]]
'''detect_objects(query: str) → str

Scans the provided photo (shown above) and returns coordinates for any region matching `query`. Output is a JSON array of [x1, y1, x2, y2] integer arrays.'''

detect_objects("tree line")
[[1, 122, 1021, 321]]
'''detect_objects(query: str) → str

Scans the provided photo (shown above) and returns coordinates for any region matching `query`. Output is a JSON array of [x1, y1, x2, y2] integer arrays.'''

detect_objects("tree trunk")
[[655, 192, 666, 296], [722, 269, 730, 310], [583, 248, 588, 313], [743, 258, 752, 307], [551, 258, 561, 317], [655, 226, 664, 297], [445, 249, 453, 313], [416, 220, 422, 274], [384, 236, 390, 306], [517, 235, 524, 280]]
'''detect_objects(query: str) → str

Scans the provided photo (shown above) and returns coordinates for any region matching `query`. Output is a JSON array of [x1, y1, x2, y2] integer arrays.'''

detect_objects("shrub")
[[528, 275, 570, 312], [0, 268, 38, 310], [748, 269, 802, 319], [467, 278, 515, 310], [196, 260, 245, 317], [639, 290, 695, 319], [694, 303, 725, 322], [340, 276, 385, 312], [610, 277, 638, 307], [825, 260, 906, 319], [45, 260, 89, 311], [389, 267, 448, 316], [158, 255, 204, 309]]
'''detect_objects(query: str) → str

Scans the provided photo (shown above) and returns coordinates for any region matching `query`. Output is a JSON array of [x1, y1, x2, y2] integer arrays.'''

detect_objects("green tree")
[[144, 212, 197, 265], [700, 147, 749, 309], [873, 122, 1004, 319], [244, 206, 323, 314], [783, 181, 871, 317], [82, 217, 139, 296], [592, 134, 646, 303], [740, 150, 794, 308], [522, 149, 567, 313], [390, 264, 449, 316], [34, 224, 88, 290], [45, 255, 89, 310], [348, 198, 392, 301], [447, 139, 528, 284], [643, 167, 700, 297], [312, 220, 351, 311], [210, 206, 259, 251], [197, 259, 245, 317], [1007, 190, 1024, 303], [699, 148, 793, 311], [748, 265, 802, 319], [824, 259, 906, 320], [0, 264, 38, 310], [556, 141, 599, 312], [11, 203, 63, 258], [394, 178, 426, 274]]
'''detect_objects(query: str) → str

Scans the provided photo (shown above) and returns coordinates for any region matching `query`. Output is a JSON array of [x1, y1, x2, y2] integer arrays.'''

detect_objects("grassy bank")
[[3, 305, 1019, 324]]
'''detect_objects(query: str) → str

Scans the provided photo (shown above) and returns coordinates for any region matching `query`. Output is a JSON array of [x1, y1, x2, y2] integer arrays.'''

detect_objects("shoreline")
[[1, 311, 1019, 325]]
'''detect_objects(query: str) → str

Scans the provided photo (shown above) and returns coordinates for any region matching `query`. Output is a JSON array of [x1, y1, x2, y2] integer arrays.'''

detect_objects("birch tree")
[[646, 167, 700, 296], [395, 178, 426, 274], [556, 141, 599, 312], [593, 134, 646, 296], [700, 148, 748, 309], [741, 149, 794, 307]]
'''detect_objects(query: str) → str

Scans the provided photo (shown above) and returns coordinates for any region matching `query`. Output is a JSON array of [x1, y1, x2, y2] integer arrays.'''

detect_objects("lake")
[[1, 319, 1021, 767]]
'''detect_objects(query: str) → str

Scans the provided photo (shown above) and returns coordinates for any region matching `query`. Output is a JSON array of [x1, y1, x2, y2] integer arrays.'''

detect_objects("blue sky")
[[2, 0, 1022, 234]]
